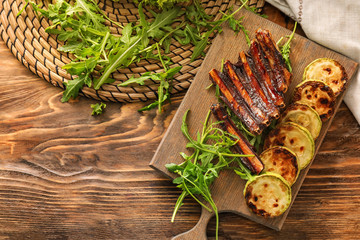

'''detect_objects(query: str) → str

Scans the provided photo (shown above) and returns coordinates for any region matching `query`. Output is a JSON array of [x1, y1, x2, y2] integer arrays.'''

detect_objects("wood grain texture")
[[150, 5, 359, 237], [0, 3, 359, 240]]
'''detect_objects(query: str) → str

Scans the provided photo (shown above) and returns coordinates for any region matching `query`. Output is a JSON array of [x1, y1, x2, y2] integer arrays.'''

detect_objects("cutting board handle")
[[172, 207, 213, 240]]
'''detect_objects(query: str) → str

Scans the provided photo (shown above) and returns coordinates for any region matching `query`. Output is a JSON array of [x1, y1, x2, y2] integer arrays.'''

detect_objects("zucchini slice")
[[303, 58, 348, 96], [259, 146, 299, 186], [263, 122, 315, 170], [293, 80, 335, 122], [244, 173, 291, 217], [278, 103, 322, 140]]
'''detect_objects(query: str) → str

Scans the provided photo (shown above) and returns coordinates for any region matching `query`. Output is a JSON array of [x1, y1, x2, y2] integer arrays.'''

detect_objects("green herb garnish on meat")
[[277, 22, 297, 72]]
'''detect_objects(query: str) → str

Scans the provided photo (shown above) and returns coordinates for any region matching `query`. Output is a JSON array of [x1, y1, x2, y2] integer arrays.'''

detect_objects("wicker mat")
[[0, 0, 265, 103]]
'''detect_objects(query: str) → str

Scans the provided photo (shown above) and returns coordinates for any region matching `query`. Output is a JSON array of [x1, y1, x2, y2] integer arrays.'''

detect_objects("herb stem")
[[100, 31, 110, 59], [171, 191, 187, 222], [181, 174, 213, 212], [156, 43, 167, 71], [94, 36, 141, 89], [159, 22, 186, 46], [90, 0, 124, 29]]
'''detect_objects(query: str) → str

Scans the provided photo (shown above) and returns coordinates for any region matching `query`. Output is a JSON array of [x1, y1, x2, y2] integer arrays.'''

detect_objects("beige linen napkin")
[[266, 0, 360, 124]]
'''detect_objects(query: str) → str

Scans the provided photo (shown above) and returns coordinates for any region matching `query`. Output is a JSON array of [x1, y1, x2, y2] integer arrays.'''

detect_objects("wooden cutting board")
[[149, 7, 359, 239]]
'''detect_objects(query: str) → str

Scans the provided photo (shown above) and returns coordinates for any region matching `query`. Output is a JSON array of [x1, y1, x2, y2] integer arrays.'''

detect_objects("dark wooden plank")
[[150, 6, 359, 235], [0, 3, 359, 240]]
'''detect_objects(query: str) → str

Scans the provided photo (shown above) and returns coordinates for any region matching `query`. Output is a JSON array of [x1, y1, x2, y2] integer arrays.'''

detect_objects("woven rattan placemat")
[[0, 0, 264, 103]]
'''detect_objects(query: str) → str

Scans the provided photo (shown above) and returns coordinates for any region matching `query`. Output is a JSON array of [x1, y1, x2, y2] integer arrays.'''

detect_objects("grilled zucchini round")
[[293, 80, 335, 122], [263, 122, 315, 170], [244, 173, 291, 217], [278, 103, 322, 140], [303, 58, 347, 96], [260, 146, 299, 186]]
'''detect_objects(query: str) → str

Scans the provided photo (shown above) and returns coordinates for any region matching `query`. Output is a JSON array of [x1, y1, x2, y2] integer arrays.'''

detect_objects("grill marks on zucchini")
[[279, 103, 322, 140], [260, 147, 299, 186], [293, 80, 335, 122], [244, 173, 291, 217], [303, 58, 348, 97], [264, 122, 315, 170]]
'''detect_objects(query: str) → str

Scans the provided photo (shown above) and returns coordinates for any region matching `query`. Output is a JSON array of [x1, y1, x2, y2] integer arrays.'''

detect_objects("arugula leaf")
[[168, 109, 253, 240], [190, 0, 249, 61], [91, 102, 107, 115], [94, 5, 182, 90], [130, 0, 190, 9], [29, 0, 260, 113], [277, 22, 297, 72], [61, 76, 86, 102], [120, 63, 182, 112]]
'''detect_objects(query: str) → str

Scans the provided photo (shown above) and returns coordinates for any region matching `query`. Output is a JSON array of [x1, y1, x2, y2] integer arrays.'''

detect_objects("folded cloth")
[[266, 0, 360, 124]]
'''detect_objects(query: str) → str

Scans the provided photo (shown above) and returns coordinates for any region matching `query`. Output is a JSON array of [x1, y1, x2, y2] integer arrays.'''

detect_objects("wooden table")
[[0, 4, 359, 239]]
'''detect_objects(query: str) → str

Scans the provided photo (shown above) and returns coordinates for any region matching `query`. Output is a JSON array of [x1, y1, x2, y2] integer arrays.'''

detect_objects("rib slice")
[[211, 103, 264, 175], [209, 69, 263, 135], [223, 60, 270, 125], [237, 51, 280, 119], [248, 40, 285, 108], [255, 29, 292, 93]]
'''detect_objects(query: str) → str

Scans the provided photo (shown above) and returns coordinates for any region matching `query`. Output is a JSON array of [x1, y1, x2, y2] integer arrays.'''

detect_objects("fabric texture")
[[266, 0, 360, 124]]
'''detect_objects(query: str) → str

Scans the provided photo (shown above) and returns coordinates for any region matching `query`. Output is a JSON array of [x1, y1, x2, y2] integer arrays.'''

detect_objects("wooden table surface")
[[0, 3, 359, 240]]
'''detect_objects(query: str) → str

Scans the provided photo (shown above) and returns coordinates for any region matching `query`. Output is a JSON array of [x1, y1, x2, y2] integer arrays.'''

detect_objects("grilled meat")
[[209, 69, 263, 134], [209, 28, 292, 135], [255, 29, 292, 93], [210, 103, 264, 175]]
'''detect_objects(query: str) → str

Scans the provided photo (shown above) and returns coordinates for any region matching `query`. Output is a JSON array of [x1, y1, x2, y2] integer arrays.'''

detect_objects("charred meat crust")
[[255, 29, 292, 93], [237, 51, 280, 119], [223, 61, 270, 125], [209, 29, 292, 135], [248, 40, 285, 108], [210, 103, 264, 175], [209, 69, 262, 134]]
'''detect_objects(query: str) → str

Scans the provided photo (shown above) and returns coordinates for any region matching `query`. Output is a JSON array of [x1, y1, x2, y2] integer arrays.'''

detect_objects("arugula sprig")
[[91, 102, 106, 115], [28, 0, 183, 103], [120, 43, 182, 113], [189, 0, 249, 61], [94, 4, 183, 90], [221, 7, 251, 46], [167, 110, 253, 240], [28, 0, 113, 102], [25, 0, 263, 113], [277, 22, 298, 72]]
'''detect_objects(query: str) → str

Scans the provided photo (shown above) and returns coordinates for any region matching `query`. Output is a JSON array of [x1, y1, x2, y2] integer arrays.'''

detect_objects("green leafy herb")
[[277, 22, 297, 72], [224, 105, 270, 153], [26, 0, 261, 113], [220, 7, 251, 46], [240, 0, 268, 18], [190, 0, 249, 60], [91, 102, 106, 115], [126, 0, 190, 9], [120, 44, 182, 112], [167, 110, 253, 240], [93, 4, 183, 90]]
